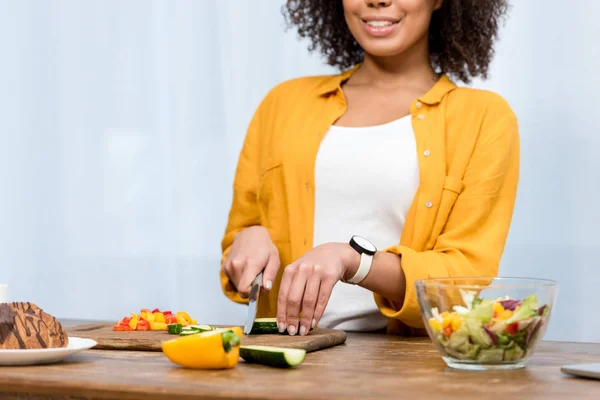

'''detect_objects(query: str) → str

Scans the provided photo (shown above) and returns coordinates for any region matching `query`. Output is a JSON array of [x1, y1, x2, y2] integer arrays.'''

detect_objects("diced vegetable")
[[129, 314, 139, 330], [150, 321, 168, 331], [153, 312, 166, 323], [168, 323, 183, 334], [114, 309, 198, 332], [137, 319, 150, 331]]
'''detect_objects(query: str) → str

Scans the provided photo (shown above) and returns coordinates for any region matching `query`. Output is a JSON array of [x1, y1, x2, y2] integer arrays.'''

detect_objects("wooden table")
[[1, 320, 599, 399]]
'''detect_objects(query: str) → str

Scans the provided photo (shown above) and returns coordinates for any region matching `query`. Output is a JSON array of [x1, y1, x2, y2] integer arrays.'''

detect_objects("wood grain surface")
[[1, 332, 600, 400], [67, 323, 347, 353]]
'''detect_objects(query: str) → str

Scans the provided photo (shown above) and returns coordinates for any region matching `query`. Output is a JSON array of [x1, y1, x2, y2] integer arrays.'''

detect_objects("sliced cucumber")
[[167, 323, 182, 334], [179, 330, 200, 337], [240, 345, 306, 368], [187, 324, 215, 332], [249, 318, 278, 334]]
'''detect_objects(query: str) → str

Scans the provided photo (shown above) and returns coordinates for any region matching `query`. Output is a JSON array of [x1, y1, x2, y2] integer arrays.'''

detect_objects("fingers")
[[298, 266, 322, 336], [276, 262, 295, 334], [237, 257, 264, 298], [284, 263, 312, 336], [312, 276, 336, 328], [222, 256, 246, 296], [262, 247, 280, 292]]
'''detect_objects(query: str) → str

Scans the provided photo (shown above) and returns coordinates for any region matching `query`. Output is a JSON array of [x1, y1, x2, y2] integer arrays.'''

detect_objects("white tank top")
[[314, 115, 420, 332]]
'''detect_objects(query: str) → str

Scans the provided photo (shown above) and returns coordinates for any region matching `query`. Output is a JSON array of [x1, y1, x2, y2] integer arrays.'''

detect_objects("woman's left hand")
[[277, 242, 359, 336]]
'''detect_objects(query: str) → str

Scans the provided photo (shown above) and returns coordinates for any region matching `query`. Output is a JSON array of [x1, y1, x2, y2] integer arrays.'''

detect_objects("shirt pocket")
[[428, 176, 464, 245], [257, 158, 290, 244]]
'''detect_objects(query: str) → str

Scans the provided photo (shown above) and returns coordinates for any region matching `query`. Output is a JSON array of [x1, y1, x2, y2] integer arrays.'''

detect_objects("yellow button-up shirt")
[[221, 66, 520, 334]]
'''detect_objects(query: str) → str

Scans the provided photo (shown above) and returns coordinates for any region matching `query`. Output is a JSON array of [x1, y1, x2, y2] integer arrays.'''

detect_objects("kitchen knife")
[[243, 271, 263, 335]]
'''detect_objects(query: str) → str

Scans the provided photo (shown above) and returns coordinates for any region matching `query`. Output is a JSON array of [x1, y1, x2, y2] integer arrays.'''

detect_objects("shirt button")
[[425, 201, 433, 208], [424, 150, 431, 157], [415, 101, 422, 109], [418, 114, 425, 120]]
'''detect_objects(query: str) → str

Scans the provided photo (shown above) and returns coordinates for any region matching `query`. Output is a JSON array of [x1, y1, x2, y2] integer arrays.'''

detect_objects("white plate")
[[0, 337, 97, 366]]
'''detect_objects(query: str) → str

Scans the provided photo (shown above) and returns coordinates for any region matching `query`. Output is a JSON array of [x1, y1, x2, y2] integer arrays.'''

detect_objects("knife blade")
[[243, 271, 263, 335]]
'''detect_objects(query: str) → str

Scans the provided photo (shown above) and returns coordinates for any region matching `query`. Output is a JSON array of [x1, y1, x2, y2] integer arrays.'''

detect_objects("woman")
[[220, 0, 517, 337]]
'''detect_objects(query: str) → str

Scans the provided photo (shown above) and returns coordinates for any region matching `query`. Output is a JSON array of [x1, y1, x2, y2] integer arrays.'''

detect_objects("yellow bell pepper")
[[140, 311, 155, 322], [493, 302, 505, 314], [451, 315, 462, 331], [498, 309, 513, 320], [428, 319, 441, 332], [176, 311, 192, 322], [153, 312, 165, 323], [162, 327, 242, 369], [150, 321, 168, 331], [128, 313, 138, 330]]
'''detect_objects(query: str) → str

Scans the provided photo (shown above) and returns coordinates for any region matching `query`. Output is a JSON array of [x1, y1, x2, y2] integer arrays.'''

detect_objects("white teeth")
[[367, 21, 394, 27]]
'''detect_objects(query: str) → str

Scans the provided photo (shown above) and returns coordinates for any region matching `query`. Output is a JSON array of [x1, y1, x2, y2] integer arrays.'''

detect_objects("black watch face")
[[352, 235, 377, 254]]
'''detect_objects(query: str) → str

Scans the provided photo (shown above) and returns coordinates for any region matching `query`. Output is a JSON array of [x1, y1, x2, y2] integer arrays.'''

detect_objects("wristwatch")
[[344, 235, 377, 285]]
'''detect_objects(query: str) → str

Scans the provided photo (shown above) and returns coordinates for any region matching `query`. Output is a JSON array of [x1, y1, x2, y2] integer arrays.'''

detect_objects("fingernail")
[[278, 322, 286, 333], [300, 326, 307, 336], [312, 319, 317, 328], [288, 325, 296, 336], [265, 280, 272, 290]]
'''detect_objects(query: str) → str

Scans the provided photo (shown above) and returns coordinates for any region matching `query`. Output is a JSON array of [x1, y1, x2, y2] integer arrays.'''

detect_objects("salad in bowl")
[[416, 277, 557, 370]]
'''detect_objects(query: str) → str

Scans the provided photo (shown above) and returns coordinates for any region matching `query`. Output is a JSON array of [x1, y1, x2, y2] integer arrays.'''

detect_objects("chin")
[[361, 43, 408, 59]]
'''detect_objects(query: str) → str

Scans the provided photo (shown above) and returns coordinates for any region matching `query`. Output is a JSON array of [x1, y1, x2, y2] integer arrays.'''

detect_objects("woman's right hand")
[[221, 226, 280, 297]]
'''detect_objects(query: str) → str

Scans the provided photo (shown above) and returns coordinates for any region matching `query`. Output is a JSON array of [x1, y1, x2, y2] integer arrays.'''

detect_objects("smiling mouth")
[[363, 20, 398, 27]]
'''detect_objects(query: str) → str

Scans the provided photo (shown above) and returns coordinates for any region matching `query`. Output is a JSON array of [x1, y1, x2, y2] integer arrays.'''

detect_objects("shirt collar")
[[316, 64, 457, 105]]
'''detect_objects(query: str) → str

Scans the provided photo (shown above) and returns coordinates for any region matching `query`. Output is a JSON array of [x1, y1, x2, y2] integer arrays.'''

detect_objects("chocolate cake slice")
[[0, 302, 68, 349]]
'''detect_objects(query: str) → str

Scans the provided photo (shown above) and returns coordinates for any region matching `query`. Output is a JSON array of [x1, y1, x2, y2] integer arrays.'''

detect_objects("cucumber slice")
[[179, 330, 200, 337], [240, 345, 306, 368], [187, 324, 215, 332], [167, 323, 182, 334], [249, 318, 278, 334]]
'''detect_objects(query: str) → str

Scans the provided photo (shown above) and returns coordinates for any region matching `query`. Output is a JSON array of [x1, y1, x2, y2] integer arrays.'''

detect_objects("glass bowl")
[[415, 277, 558, 370]]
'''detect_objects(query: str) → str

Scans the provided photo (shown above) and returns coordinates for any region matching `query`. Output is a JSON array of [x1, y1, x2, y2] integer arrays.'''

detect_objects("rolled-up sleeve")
[[375, 110, 520, 328]]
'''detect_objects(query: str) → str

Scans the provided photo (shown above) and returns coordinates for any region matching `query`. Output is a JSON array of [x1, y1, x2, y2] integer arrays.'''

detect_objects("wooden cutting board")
[[67, 323, 347, 353]]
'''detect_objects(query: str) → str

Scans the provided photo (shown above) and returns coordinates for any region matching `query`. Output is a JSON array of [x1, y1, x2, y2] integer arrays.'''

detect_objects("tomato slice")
[[505, 322, 519, 335], [443, 326, 453, 337]]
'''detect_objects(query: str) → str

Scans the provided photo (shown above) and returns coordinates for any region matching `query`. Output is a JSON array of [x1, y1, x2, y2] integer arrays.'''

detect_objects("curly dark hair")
[[283, 0, 509, 83]]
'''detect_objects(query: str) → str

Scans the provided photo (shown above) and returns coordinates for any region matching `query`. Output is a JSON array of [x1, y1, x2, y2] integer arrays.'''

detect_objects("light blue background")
[[0, 1, 597, 342]]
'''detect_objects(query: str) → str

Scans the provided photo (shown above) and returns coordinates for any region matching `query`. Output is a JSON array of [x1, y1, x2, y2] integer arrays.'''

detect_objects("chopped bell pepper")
[[176, 311, 192, 321], [114, 325, 132, 331], [137, 319, 151, 331], [140, 311, 155, 322], [165, 314, 178, 325], [152, 308, 161, 314], [153, 312, 165, 323], [128, 314, 139, 330], [150, 321, 168, 331]]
